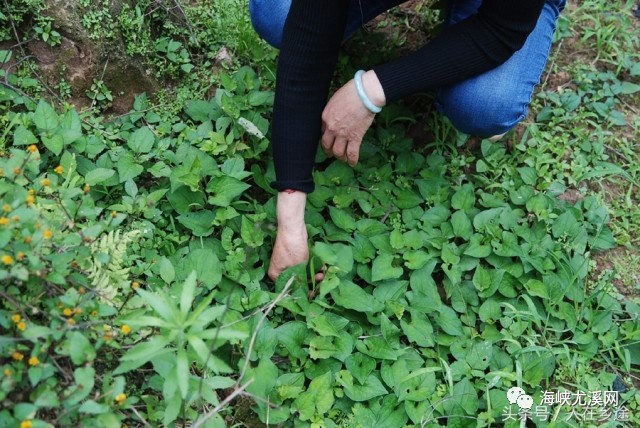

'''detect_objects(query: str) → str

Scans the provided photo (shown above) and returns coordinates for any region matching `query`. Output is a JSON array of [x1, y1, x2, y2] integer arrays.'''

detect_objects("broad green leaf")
[[472, 265, 491, 292], [79, 400, 109, 414], [308, 314, 349, 337], [128, 127, 155, 153], [450, 378, 478, 415], [345, 353, 376, 384], [34, 389, 59, 408], [403, 250, 432, 270], [41, 134, 64, 156], [167, 186, 205, 214], [207, 176, 250, 206], [240, 216, 264, 248], [34, 99, 59, 131], [248, 90, 274, 106], [180, 248, 222, 288], [177, 211, 215, 236], [69, 331, 96, 365], [478, 299, 502, 323], [159, 257, 175, 284], [85, 168, 115, 185], [451, 184, 475, 211], [276, 322, 309, 360], [400, 311, 434, 347], [253, 322, 278, 359], [117, 152, 144, 183], [309, 336, 336, 359], [451, 210, 473, 240], [329, 206, 356, 232], [465, 341, 492, 370], [356, 336, 402, 360], [293, 371, 334, 421], [433, 307, 464, 336], [521, 348, 555, 386], [331, 280, 384, 312], [13, 126, 37, 146], [185, 100, 213, 122], [620, 81, 640, 94], [313, 242, 353, 274], [525, 279, 549, 299], [339, 374, 388, 402], [372, 254, 403, 282], [66, 367, 95, 406], [464, 235, 492, 258]]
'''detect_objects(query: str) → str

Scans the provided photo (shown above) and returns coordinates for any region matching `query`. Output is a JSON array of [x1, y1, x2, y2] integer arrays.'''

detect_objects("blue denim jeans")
[[250, 0, 566, 137]]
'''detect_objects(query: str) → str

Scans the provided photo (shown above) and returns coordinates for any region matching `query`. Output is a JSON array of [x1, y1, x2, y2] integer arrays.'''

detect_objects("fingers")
[[332, 137, 348, 161], [321, 130, 334, 158], [321, 131, 360, 164], [346, 140, 359, 166]]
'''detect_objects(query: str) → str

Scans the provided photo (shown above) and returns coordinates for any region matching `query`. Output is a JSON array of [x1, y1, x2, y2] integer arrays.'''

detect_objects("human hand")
[[321, 70, 385, 166], [268, 191, 324, 282]]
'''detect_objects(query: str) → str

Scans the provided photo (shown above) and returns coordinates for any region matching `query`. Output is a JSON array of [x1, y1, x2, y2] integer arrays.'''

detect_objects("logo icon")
[[508, 386, 534, 410]]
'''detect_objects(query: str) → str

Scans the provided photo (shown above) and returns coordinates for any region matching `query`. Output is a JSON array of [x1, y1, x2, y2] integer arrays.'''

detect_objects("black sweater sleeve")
[[271, 0, 545, 193], [271, 0, 349, 193]]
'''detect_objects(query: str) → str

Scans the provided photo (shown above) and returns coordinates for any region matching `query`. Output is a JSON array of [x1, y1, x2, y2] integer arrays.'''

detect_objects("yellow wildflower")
[[26, 195, 35, 205], [24, 236, 32, 244], [17, 321, 26, 331], [2, 204, 10, 212], [27, 145, 38, 153], [0, 217, 9, 226], [74, 307, 82, 315], [28, 189, 35, 195], [83, 184, 91, 193], [20, 420, 32, 428], [41, 178, 51, 187], [131, 281, 140, 290], [91, 310, 98, 317], [54, 165, 64, 174], [12, 351, 24, 361], [121, 325, 131, 335], [63, 308, 72, 317], [16, 252, 25, 261], [115, 393, 126, 404], [111, 211, 118, 218], [28, 356, 39, 366], [2, 255, 13, 265], [13, 167, 21, 175], [43, 229, 53, 239], [11, 314, 21, 323], [3, 368, 11, 376], [12, 216, 20, 222], [67, 318, 76, 326]]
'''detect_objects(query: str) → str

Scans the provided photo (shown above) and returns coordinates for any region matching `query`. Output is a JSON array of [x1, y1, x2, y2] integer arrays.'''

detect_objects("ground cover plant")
[[0, 0, 639, 427]]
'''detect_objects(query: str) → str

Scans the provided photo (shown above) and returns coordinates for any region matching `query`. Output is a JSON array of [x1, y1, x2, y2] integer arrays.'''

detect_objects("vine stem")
[[190, 379, 254, 428], [236, 274, 295, 387]]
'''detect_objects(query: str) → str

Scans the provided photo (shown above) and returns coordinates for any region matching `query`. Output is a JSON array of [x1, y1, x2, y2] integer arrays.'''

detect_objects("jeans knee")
[[249, 0, 290, 48], [438, 88, 528, 137]]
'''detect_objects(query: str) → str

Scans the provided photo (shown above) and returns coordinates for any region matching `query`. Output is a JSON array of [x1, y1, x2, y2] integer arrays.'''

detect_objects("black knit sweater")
[[271, 0, 545, 193]]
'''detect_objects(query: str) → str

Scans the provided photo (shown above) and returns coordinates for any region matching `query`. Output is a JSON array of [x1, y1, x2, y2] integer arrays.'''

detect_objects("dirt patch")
[[591, 246, 640, 300]]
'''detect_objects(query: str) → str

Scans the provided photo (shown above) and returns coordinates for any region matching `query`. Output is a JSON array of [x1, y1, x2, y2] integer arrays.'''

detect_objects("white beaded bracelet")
[[354, 70, 382, 114]]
